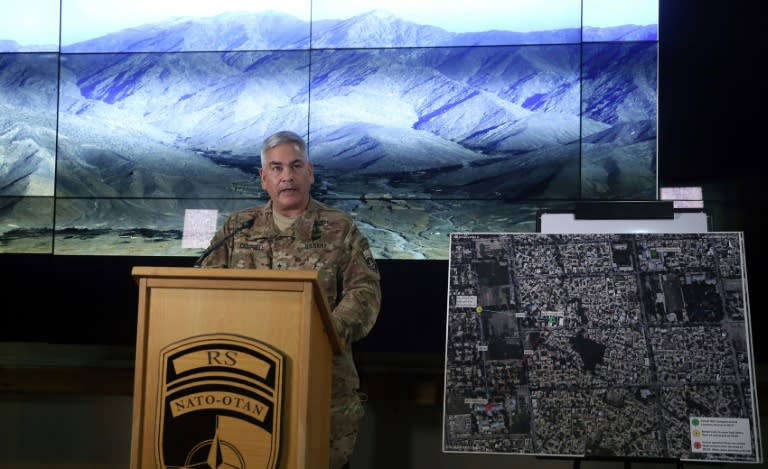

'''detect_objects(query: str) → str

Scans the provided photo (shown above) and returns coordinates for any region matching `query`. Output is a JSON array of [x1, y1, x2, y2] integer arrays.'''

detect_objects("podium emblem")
[[156, 334, 284, 469]]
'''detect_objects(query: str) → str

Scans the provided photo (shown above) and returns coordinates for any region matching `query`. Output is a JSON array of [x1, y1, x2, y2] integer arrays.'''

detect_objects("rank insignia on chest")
[[310, 220, 328, 241]]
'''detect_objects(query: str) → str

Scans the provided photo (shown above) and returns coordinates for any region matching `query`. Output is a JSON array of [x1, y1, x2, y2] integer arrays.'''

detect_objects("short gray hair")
[[260, 130, 308, 167]]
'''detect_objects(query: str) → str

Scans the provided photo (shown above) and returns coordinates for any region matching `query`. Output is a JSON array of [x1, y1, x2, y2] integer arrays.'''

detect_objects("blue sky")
[[0, 0, 60, 46]]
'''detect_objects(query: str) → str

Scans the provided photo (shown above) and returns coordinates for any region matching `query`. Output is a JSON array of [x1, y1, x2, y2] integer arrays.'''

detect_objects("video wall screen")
[[0, 0, 659, 259], [443, 231, 760, 463]]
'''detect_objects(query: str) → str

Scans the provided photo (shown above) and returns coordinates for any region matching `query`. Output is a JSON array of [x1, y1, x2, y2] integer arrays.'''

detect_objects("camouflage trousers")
[[329, 392, 365, 469]]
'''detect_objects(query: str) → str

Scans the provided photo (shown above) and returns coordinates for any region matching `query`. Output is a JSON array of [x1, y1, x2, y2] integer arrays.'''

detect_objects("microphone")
[[193, 218, 255, 268]]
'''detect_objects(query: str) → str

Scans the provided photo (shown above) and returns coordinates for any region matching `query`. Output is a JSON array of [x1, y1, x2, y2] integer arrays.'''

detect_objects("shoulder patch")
[[363, 247, 378, 273]]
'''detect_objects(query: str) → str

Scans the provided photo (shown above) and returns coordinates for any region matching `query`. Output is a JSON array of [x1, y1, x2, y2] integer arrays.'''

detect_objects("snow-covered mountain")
[[58, 10, 656, 52], [1, 10, 658, 236]]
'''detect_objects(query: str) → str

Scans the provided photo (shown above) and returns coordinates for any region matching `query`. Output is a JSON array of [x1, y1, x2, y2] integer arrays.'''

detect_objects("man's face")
[[259, 142, 314, 217]]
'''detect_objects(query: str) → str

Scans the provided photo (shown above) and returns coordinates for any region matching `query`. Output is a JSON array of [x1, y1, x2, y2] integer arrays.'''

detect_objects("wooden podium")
[[129, 266, 340, 469]]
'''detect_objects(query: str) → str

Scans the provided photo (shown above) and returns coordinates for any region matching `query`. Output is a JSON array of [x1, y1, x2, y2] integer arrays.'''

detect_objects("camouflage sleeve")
[[332, 223, 381, 345], [199, 213, 247, 268]]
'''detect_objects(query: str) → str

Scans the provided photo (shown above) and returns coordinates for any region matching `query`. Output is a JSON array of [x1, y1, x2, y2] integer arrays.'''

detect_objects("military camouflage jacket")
[[200, 198, 381, 398]]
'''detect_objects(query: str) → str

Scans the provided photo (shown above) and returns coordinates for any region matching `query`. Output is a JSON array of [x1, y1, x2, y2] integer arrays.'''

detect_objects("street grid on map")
[[442, 232, 760, 463]]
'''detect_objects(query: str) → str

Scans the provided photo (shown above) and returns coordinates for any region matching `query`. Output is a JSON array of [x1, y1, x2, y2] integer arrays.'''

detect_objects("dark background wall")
[[656, 0, 764, 359], [0, 0, 764, 361]]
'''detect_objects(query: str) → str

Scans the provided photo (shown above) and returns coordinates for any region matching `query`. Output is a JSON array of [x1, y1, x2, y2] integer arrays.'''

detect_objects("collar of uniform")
[[262, 199, 319, 241]]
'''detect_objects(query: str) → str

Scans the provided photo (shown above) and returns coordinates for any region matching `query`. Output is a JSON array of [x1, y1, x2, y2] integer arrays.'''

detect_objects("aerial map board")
[[442, 232, 761, 463]]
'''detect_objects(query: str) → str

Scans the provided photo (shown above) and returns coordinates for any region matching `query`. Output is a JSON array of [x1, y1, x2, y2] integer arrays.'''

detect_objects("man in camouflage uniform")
[[201, 130, 381, 469]]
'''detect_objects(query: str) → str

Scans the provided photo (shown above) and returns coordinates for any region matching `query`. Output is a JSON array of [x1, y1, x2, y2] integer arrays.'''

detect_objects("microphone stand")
[[193, 218, 255, 268]]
